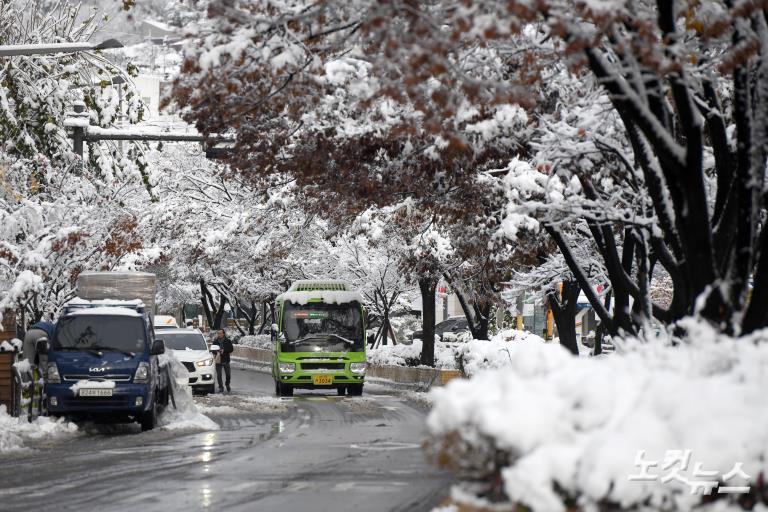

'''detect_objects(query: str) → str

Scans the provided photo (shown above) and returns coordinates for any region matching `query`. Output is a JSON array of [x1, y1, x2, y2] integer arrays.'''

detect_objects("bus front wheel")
[[278, 382, 293, 397], [348, 384, 363, 396]]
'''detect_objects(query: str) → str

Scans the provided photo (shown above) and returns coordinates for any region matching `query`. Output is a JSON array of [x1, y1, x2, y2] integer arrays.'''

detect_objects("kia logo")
[[89, 367, 106, 372]]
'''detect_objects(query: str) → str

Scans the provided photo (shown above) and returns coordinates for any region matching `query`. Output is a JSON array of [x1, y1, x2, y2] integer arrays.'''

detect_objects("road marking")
[[349, 441, 421, 451]]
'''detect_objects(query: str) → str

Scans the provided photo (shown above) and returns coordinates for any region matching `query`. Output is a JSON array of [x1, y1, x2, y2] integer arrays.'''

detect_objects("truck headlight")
[[278, 362, 295, 374], [196, 358, 214, 367], [134, 362, 149, 383], [350, 363, 367, 374], [47, 362, 61, 383]]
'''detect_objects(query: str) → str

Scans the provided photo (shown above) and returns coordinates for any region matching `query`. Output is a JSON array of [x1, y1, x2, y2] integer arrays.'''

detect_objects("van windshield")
[[282, 301, 364, 353], [54, 315, 146, 353]]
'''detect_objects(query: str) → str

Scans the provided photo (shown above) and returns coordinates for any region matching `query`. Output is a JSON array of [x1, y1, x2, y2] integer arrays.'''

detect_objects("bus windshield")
[[282, 301, 364, 353]]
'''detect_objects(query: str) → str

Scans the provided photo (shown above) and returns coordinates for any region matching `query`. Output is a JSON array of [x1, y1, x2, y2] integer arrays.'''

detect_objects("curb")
[[233, 346, 463, 390]]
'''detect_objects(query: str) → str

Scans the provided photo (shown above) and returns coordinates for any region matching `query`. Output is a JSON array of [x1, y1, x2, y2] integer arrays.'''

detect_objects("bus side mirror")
[[36, 338, 49, 355]]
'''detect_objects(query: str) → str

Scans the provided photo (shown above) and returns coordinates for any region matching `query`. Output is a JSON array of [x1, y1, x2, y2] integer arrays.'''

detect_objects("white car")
[[155, 328, 215, 394]]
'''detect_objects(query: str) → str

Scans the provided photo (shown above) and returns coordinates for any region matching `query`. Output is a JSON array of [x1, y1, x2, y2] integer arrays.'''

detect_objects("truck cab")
[[42, 299, 170, 431], [272, 280, 367, 397]]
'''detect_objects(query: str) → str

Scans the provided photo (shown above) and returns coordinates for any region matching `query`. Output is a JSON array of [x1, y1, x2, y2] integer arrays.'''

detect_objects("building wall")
[[133, 75, 161, 120]]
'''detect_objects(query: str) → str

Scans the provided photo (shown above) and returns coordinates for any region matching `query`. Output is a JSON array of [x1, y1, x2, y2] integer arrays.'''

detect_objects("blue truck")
[[38, 272, 172, 431]]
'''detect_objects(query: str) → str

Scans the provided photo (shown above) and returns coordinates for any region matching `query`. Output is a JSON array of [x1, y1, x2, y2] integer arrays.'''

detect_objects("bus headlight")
[[350, 363, 367, 374], [278, 362, 295, 374]]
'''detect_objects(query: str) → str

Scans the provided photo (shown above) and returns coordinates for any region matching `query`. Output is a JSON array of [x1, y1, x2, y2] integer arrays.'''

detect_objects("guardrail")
[[232, 346, 462, 391]]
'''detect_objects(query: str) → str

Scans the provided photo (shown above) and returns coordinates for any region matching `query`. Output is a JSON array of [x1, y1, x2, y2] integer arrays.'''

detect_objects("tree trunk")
[[258, 301, 269, 334], [200, 279, 214, 329], [594, 290, 612, 356], [418, 277, 438, 367], [212, 293, 227, 330], [248, 301, 257, 335], [472, 301, 492, 340], [547, 281, 580, 356]]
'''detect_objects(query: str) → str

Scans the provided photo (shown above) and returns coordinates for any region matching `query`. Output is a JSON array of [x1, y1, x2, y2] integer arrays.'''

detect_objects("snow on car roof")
[[66, 297, 145, 307], [65, 307, 143, 317]]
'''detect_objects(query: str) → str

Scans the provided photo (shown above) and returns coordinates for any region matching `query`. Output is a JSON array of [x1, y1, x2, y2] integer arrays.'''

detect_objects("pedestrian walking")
[[213, 329, 234, 393]]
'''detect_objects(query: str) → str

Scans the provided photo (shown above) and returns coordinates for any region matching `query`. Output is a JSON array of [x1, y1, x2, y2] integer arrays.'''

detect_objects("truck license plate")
[[312, 375, 333, 385], [79, 388, 113, 397]]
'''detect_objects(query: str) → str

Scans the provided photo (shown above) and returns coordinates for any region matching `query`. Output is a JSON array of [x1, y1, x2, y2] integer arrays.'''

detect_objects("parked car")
[[154, 315, 179, 329], [410, 316, 470, 342], [155, 328, 215, 395]]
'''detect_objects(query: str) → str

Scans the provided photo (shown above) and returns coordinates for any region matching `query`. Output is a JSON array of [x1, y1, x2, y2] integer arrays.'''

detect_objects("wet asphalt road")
[[0, 369, 450, 511]]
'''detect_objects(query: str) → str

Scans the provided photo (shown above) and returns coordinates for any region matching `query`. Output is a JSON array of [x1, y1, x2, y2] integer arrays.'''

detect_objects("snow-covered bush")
[[456, 330, 546, 377], [238, 335, 272, 350], [368, 338, 457, 369], [426, 320, 768, 511]]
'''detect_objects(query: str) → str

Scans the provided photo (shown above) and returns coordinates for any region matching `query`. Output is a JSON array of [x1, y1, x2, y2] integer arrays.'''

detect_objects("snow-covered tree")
[[172, 0, 768, 339]]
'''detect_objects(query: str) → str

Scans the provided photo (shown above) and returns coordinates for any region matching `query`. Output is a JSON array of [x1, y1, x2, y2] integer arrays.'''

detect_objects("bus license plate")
[[312, 375, 333, 386], [79, 388, 113, 397]]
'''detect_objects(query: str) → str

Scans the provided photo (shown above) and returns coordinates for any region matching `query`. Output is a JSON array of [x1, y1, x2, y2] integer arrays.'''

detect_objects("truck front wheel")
[[140, 399, 158, 431]]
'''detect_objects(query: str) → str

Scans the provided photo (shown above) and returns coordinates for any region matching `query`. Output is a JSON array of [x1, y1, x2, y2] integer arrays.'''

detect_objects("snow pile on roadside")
[[457, 330, 546, 376], [368, 338, 457, 369], [238, 334, 272, 350], [158, 353, 219, 431], [426, 320, 768, 511], [0, 406, 79, 453]]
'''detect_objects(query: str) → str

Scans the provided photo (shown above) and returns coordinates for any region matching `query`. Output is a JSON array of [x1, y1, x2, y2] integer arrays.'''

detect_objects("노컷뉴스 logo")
[[629, 449, 751, 495]]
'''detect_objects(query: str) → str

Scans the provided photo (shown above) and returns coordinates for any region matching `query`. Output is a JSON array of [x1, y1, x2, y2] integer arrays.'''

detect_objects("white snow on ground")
[[196, 395, 291, 415], [238, 334, 272, 349], [158, 353, 219, 431], [427, 319, 768, 511], [0, 405, 79, 453]]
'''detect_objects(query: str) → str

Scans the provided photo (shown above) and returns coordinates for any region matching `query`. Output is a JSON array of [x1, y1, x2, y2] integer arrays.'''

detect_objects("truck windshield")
[[54, 315, 146, 353], [282, 302, 364, 353], [160, 332, 208, 351]]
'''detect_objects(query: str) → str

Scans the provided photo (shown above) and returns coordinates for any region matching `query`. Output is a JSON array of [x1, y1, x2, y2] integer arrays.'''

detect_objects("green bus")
[[271, 280, 367, 396]]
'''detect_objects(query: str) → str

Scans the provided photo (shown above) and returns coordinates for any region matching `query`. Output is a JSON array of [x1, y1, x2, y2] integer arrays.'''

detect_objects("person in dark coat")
[[23, 321, 55, 364], [213, 329, 234, 393]]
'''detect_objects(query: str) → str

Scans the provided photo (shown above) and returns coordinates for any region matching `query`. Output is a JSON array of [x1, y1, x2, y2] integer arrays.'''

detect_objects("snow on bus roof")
[[288, 280, 350, 292], [276, 290, 364, 306]]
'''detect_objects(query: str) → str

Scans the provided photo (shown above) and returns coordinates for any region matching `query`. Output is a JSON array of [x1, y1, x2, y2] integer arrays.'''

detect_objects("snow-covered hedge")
[[237, 334, 272, 350], [425, 320, 768, 511], [456, 330, 546, 377], [367, 338, 458, 369], [368, 329, 546, 373]]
